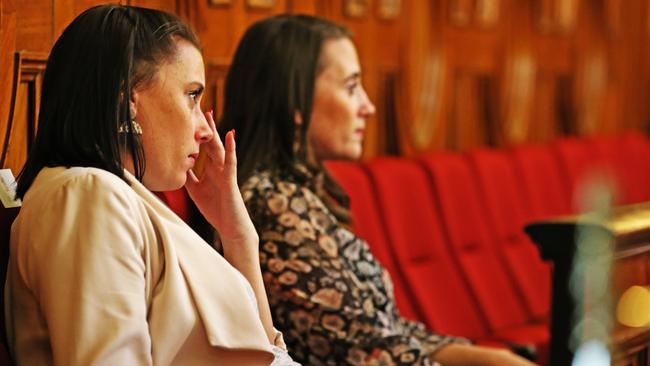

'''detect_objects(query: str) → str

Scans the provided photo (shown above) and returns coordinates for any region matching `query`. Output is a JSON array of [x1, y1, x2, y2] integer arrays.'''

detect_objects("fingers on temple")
[[224, 129, 237, 172]]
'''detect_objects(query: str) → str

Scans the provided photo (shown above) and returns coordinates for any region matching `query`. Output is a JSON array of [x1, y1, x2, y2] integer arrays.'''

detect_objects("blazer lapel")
[[126, 173, 272, 354]]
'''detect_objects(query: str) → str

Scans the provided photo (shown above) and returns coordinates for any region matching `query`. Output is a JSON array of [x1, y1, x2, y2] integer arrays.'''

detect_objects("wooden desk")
[[526, 202, 650, 366]]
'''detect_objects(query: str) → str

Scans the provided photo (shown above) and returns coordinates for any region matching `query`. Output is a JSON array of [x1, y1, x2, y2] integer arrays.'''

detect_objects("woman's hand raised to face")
[[185, 111, 259, 259]]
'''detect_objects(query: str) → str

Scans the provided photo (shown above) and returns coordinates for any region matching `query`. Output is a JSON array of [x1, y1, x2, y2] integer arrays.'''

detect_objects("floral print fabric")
[[242, 167, 468, 366]]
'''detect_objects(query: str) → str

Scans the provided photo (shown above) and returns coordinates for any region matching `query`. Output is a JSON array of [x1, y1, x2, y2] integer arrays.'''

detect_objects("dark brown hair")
[[17, 5, 200, 198], [218, 14, 354, 224]]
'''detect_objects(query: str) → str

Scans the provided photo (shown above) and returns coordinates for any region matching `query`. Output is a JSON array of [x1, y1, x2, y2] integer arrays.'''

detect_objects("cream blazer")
[[6, 167, 279, 365]]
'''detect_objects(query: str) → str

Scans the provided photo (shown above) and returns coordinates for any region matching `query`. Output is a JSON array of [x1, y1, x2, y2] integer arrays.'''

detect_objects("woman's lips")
[[188, 153, 199, 167]]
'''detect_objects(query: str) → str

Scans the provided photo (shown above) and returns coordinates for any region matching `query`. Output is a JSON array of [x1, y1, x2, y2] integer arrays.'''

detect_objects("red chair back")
[[467, 149, 551, 320], [325, 160, 421, 321], [366, 157, 489, 338]]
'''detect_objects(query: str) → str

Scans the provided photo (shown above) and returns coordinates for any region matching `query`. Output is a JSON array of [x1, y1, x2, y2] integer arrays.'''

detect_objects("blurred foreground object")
[[526, 200, 650, 365], [617, 286, 650, 327]]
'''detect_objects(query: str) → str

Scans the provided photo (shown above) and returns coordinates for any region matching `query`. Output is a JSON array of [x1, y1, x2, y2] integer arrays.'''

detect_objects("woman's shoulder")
[[31, 166, 131, 193], [22, 166, 139, 212]]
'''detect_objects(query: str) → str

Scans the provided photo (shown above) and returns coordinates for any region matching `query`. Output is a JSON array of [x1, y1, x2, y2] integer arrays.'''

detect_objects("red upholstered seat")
[[510, 144, 571, 221], [325, 160, 420, 321], [154, 188, 191, 223], [467, 149, 551, 321], [553, 137, 616, 212], [590, 132, 650, 204], [365, 157, 489, 339], [420, 153, 548, 356]]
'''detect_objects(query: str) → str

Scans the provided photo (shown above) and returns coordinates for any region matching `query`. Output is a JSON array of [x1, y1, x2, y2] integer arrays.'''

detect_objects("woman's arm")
[[185, 111, 276, 343], [433, 343, 538, 366]]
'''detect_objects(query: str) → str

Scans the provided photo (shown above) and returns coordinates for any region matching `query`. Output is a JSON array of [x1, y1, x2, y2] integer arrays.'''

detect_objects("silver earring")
[[118, 119, 143, 135]]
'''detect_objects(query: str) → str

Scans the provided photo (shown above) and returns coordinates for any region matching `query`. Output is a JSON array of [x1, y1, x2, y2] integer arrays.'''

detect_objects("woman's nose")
[[196, 114, 214, 143], [360, 88, 376, 117]]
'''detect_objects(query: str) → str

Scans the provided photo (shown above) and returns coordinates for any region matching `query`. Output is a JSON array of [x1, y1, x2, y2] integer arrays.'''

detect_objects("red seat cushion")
[[590, 132, 650, 204], [420, 153, 549, 361], [154, 188, 190, 223], [510, 144, 571, 221], [553, 137, 615, 212]]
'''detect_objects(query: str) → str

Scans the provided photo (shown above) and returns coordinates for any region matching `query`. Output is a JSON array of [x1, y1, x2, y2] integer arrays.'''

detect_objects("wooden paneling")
[[0, 0, 17, 173], [129, 0, 175, 13], [2, 0, 650, 165], [317, 0, 402, 157], [54, 0, 123, 40], [185, 0, 288, 62], [15, 0, 53, 53], [2, 52, 47, 175]]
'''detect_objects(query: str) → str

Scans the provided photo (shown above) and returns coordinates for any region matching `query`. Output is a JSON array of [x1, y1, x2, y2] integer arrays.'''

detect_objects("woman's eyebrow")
[[187, 81, 205, 91], [343, 72, 361, 82]]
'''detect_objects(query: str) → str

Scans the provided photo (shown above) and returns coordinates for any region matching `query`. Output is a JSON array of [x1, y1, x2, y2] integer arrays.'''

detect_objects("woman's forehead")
[[319, 38, 360, 78]]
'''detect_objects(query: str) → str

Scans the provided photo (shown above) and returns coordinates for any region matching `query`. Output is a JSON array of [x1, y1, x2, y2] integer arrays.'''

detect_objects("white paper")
[[0, 169, 21, 208]]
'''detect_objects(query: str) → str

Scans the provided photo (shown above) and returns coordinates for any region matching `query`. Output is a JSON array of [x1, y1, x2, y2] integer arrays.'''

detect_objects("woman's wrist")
[[222, 235, 260, 264]]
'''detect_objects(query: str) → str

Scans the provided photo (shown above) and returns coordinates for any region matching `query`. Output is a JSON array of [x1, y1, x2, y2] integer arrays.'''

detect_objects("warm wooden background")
[[1, 0, 649, 176]]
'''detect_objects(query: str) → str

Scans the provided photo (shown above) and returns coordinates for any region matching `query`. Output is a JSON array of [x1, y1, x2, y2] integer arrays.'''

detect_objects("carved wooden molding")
[[343, 0, 369, 18], [204, 57, 231, 120], [207, 0, 232, 6], [449, 0, 500, 28], [536, 0, 579, 34], [2, 51, 47, 169], [246, 0, 275, 8], [377, 0, 401, 20]]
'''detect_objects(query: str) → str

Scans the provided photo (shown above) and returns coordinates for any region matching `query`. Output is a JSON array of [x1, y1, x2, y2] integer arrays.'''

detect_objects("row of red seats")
[[324, 132, 650, 365], [153, 132, 650, 364]]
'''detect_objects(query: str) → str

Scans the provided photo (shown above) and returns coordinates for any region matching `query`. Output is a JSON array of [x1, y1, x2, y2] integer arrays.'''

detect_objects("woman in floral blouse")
[[217, 14, 536, 366]]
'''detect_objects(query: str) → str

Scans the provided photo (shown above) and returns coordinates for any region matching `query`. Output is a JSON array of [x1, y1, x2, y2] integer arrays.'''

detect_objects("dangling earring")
[[293, 129, 302, 155], [293, 111, 303, 155], [118, 119, 143, 135]]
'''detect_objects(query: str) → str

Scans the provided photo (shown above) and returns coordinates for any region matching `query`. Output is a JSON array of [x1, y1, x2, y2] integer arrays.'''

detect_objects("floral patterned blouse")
[[241, 165, 468, 366]]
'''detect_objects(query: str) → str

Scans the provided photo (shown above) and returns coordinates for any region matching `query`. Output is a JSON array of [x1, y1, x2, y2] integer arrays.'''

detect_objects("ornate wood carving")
[[207, 0, 231, 6], [536, 0, 579, 34], [0, 0, 17, 171], [343, 0, 368, 18], [449, 0, 500, 28], [2, 52, 47, 174], [246, 0, 275, 8], [204, 58, 231, 120], [377, 0, 400, 20]]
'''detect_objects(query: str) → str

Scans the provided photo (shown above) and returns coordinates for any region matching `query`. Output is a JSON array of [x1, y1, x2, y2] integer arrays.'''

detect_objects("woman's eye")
[[346, 83, 359, 95], [189, 89, 202, 103]]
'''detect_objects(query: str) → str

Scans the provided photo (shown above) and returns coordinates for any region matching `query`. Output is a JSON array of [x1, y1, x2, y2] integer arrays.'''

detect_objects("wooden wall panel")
[[186, 0, 288, 62], [319, 0, 402, 157], [2, 52, 47, 175], [399, 0, 507, 152], [2, 0, 650, 167], [15, 0, 53, 53], [129, 0, 175, 13], [54, 0, 124, 40], [0, 0, 17, 174]]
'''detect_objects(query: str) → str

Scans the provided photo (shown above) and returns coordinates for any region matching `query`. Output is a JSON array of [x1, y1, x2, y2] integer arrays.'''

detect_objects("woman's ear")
[[294, 110, 303, 126], [129, 89, 140, 119]]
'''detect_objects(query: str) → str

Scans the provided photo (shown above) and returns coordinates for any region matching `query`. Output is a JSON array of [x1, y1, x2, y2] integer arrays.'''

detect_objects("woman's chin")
[[143, 173, 186, 192]]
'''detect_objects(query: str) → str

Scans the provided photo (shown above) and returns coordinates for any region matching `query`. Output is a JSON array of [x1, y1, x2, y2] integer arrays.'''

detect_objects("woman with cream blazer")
[[6, 167, 284, 365]]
